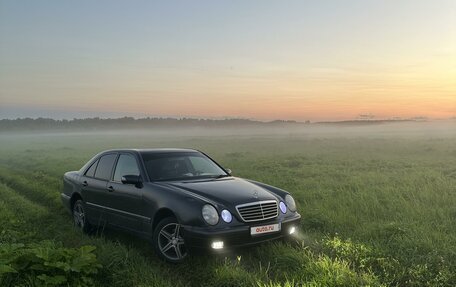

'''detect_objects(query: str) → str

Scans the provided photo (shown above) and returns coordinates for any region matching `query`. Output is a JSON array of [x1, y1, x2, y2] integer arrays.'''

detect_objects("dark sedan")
[[61, 149, 301, 262]]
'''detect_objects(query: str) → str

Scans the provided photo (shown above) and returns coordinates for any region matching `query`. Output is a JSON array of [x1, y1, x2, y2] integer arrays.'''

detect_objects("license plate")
[[250, 223, 281, 236]]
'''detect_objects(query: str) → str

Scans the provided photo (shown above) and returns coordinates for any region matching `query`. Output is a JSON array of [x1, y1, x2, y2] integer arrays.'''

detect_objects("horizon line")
[[1, 115, 455, 123]]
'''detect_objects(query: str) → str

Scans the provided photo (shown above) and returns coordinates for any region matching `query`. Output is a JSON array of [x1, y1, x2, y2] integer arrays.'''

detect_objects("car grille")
[[236, 200, 278, 222]]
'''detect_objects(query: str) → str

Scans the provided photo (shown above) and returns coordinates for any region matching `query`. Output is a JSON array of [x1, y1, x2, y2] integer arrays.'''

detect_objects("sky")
[[0, 0, 455, 121]]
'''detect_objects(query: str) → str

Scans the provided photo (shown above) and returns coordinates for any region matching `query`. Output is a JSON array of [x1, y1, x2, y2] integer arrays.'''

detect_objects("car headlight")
[[279, 201, 287, 214], [221, 209, 232, 223], [285, 195, 297, 212], [202, 204, 219, 225]]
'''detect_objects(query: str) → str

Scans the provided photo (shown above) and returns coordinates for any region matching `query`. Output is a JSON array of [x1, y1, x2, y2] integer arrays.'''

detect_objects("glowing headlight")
[[202, 204, 219, 225], [285, 195, 296, 212], [211, 241, 224, 249], [279, 201, 287, 214], [289, 226, 296, 235], [221, 209, 232, 223]]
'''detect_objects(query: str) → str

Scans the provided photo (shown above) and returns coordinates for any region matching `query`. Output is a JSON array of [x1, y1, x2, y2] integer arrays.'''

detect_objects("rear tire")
[[72, 200, 92, 234], [153, 217, 187, 263]]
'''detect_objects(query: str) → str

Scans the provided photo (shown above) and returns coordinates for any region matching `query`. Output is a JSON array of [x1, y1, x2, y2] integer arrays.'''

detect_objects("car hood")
[[159, 177, 278, 207]]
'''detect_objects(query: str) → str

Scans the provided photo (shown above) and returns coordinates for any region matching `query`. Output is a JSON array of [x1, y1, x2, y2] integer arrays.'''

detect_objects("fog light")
[[289, 226, 296, 235], [211, 241, 224, 249]]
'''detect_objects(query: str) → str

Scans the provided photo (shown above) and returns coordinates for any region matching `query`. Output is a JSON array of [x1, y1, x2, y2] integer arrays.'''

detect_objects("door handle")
[[82, 181, 88, 187], [107, 186, 114, 192]]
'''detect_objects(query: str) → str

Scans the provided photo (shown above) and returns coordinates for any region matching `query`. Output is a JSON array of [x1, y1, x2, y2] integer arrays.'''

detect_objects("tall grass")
[[0, 130, 455, 286]]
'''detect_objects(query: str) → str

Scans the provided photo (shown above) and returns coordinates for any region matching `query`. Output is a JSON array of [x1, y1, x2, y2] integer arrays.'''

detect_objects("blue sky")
[[0, 0, 455, 120]]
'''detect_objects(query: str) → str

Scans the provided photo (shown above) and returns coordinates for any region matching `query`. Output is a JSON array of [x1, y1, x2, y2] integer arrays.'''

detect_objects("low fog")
[[1, 120, 455, 140]]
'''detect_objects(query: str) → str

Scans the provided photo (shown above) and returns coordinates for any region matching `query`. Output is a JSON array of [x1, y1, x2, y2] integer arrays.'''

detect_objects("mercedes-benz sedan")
[[61, 149, 301, 263]]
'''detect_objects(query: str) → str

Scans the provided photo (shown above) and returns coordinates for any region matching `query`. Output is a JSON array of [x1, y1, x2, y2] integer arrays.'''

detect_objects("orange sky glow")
[[0, 1, 455, 121]]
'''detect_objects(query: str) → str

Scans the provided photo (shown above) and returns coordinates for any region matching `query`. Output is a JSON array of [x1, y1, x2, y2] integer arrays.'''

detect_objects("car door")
[[106, 153, 145, 231], [82, 153, 118, 226]]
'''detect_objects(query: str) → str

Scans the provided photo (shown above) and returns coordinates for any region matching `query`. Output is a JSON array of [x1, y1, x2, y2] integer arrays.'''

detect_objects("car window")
[[94, 154, 117, 181], [142, 152, 227, 181], [84, 159, 99, 177], [113, 154, 140, 182], [189, 156, 222, 174]]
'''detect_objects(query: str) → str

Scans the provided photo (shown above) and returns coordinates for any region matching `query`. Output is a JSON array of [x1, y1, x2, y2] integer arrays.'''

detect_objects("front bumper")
[[182, 213, 301, 250]]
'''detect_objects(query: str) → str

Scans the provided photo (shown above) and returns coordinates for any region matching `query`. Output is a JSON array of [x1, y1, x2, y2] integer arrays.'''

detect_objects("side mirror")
[[121, 175, 142, 187], [225, 168, 232, 175]]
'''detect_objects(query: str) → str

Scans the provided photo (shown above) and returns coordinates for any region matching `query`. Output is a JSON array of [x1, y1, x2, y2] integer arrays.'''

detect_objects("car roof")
[[100, 148, 200, 154]]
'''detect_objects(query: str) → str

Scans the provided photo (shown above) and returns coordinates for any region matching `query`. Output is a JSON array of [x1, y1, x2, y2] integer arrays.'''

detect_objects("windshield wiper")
[[154, 174, 230, 182], [214, 174, 230, 179], [154, 176, 193, 182]]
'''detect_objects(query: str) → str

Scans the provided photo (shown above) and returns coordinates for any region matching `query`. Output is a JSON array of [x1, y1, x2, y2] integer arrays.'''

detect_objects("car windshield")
[[142, 152, 228, 181]]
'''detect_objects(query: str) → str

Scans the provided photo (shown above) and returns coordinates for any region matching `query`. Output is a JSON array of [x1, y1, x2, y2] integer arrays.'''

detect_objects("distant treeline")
[[0, 117, 426, 132], [0, 117, 306, 131]]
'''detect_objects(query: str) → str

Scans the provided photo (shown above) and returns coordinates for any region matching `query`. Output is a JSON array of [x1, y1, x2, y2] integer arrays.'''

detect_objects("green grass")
[[0, 128, 455, 286]]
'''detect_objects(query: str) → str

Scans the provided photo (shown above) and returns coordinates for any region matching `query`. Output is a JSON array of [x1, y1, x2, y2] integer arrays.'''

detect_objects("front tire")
[[153, 217, 187, 263], [72, 200, 92, 233]]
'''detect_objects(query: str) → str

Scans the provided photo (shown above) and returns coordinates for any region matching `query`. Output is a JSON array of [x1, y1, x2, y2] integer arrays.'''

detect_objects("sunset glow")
[[0, 1, 455, 121]]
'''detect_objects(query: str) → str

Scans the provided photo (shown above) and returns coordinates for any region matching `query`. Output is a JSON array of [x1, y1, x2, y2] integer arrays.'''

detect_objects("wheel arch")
[[70, 192, 83, 211], [152, 208, 177, 231]]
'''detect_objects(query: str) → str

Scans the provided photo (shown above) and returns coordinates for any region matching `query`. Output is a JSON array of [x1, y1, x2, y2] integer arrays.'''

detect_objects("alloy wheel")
[[73, 202, 85, 229], [157, 223, 187, 261]]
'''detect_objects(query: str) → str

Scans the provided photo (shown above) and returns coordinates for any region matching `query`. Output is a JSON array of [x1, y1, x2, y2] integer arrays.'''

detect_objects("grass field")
[[1, 124, 456, 286]]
